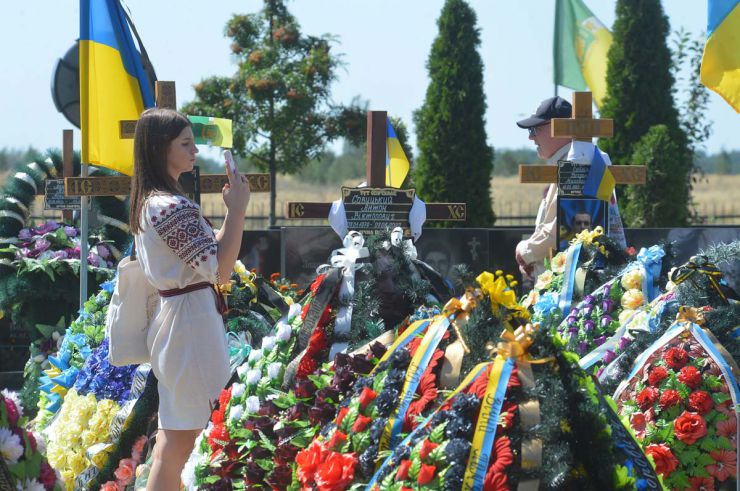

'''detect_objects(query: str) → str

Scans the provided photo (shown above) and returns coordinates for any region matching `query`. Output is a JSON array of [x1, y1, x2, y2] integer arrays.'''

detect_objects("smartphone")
[[223, 150, 238, 176]]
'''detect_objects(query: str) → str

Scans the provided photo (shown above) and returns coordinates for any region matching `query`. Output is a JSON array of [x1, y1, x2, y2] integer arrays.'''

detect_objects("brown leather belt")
[[158, 282, 228, 314]]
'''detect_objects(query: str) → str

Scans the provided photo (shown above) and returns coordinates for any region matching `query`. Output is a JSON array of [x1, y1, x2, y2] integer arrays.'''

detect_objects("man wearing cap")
[[514, 96, 572, 279]]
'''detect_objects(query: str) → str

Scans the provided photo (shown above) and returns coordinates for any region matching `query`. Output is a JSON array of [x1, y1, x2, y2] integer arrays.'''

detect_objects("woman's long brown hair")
[[129, 108, 191, 234]]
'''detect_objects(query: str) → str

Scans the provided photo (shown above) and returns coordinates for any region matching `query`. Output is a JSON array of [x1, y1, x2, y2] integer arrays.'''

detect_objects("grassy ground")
[[25, 173, 740, 227]]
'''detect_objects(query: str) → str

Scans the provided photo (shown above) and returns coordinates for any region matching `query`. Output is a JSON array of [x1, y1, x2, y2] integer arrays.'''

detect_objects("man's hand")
[[515, 247, 534, 280]]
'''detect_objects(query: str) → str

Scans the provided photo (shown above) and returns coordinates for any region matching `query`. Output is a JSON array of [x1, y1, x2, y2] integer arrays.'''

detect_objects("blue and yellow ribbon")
[[462, 356, 515, 491]]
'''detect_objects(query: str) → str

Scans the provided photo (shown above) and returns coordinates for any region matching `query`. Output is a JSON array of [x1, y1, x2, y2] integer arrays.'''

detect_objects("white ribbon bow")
[[317, 231, 369, 359]]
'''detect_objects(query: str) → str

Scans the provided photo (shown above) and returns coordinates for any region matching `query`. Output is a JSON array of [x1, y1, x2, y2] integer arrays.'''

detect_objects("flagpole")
[[79, 163, 89, 311]]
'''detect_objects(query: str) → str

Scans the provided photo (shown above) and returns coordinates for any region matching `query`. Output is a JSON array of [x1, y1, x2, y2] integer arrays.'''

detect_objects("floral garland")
[[0, 390, 63, 491], [615, 320, 739, 490]]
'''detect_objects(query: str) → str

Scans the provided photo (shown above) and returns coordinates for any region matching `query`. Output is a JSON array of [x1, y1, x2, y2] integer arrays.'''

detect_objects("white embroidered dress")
[[135, 194, 230, 430]]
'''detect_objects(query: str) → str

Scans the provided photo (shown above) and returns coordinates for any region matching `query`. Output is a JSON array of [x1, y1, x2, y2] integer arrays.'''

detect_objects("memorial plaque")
[[44, 179, 81, 210], [342, 187, 416, 236], [557, 160, 590, 197]]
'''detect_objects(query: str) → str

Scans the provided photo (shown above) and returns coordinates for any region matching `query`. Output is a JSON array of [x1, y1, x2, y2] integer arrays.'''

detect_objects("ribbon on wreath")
[[462, 356, 515, 491], [323, 231, 369, 359], [227, 331, 252, 372], [636, 245, 665, 302], [559, 241, 584, 315], [671, 255, 733, 303], [438, 292, 480, 388]]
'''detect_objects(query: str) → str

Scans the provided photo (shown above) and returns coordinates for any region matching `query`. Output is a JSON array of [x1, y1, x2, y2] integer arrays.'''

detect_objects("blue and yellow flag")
[[386, 120, 409, 188], [583, 148, 615, 201], [80, 0, 155, 175], [554, 0, 612, 107], [701, 0, 740, 112]]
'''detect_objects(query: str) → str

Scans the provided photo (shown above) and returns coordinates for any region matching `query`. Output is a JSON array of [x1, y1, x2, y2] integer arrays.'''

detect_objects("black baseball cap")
[[516, 96, 572, 129]]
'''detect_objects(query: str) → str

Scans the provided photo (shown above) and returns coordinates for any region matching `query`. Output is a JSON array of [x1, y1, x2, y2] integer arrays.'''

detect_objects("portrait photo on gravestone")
[[557, 197, 608, 250]]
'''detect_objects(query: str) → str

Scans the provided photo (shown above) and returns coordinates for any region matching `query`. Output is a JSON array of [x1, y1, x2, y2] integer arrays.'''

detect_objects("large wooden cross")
[[285, 111, 467, 234], [61, 80, 270, 198]]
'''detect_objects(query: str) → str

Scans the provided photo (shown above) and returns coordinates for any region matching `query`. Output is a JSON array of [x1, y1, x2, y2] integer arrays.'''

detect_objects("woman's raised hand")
[[222, 158, 250, 214]]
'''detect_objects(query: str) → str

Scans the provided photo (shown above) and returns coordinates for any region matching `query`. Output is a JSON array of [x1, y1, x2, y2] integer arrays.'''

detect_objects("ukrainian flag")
[[80, 0, 155, 175], [701, 0, 740, 112], [386, 120, 409, 188], [583, 148, 615, 202]]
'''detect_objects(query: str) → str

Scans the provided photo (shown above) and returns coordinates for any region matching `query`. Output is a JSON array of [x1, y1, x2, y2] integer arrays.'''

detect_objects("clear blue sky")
[[1, 1, 737, 160]]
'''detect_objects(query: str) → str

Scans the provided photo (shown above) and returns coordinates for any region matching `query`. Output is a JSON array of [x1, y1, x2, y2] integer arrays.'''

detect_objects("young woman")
[[128, 108, 250, 490]]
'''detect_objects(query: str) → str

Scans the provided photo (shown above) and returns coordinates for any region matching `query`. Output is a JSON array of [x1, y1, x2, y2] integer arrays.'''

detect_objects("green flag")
[[188, 116, 233, 148], [554, 0, 612, 107]]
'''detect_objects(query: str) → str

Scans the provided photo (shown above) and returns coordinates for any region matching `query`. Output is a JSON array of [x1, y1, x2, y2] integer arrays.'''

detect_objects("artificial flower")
[[551, 252, 567, 273], [358, 387, 377, 410], [688, 476, 715, 491], [716, 416, 737, 438], [631, 412, 647, 438], [0, 428, 23, 464], [620, 289, 645, 310], [534, 270, 555, 291], [644, 443, 679, 477], [417, 463, 436, 486], [315, 451, 358, 490], [647, 366, 669, 387], [491, 436, 514, 473], [663, 347, 689, 370], [620, 269, 644, 290], [688, 391, 714, 415], [113, 457, 137, 485], [658, 389, 682, 409], [13, 478, 46, 491], [677, 365, 703, 389], [635, 387, 660, 411], [706, 449, 737, 481], [674, 411, 708, 444]]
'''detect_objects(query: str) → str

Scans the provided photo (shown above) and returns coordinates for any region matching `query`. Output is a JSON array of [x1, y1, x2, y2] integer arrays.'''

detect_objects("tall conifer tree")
[[413, 0, 494, 227], [599, 0, 692, 224]]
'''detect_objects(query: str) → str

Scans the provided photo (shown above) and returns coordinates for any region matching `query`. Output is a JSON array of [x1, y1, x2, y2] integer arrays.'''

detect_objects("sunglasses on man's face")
[[528, 124, 550, 137]]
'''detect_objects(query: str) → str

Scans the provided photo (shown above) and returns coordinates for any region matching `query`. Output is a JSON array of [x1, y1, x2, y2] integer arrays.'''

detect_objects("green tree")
[[493, 148, 540, 176], [625, 125, 691, 226], [181, 1, 364, 226], [413, 0, 494, 227], [716, 149, 733, 175], [599, 0, 692, 224]]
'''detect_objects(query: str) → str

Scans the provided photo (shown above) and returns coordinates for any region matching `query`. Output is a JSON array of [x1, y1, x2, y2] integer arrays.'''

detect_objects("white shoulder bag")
[[106, 247, 159, 366]]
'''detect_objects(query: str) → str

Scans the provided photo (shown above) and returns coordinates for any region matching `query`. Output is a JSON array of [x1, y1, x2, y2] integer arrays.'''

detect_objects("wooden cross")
[[285, 111, 467, 235], [61, 80, 270, 198]]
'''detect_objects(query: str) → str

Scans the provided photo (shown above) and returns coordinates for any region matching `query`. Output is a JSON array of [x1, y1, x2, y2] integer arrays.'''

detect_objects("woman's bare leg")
[[146, 428, 200, 491]]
